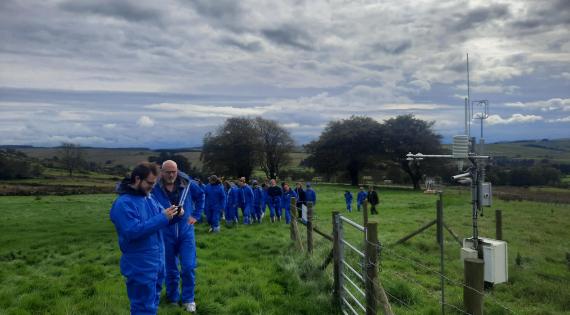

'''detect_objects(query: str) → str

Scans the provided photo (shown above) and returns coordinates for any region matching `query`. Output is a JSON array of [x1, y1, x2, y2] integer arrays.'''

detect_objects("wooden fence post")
[[464, 258, 484, 315], [290, 197, 297, 241], [366, 221, 393, 315], [307, 202, 314, 254], [332, 211, 342, 305], [495, 209, 502, 240], [363, 200, 369, 226]]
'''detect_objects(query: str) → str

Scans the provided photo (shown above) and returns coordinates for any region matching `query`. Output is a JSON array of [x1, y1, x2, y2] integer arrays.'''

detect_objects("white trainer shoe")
[[183, 302, 196, 313]]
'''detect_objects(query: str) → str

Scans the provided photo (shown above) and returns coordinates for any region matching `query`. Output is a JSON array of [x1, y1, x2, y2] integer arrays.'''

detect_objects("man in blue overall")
[[110, 162, 180, 315], [357, 186, 367, 211], [151, 160, 204, 313]]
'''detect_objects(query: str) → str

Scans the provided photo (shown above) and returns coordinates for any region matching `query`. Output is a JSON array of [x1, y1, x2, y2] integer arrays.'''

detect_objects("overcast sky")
[[1, 0, 569, 148]]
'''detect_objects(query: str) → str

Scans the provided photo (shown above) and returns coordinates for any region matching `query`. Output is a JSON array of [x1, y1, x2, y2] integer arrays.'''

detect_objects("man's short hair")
[[130, 162, 159, 183]]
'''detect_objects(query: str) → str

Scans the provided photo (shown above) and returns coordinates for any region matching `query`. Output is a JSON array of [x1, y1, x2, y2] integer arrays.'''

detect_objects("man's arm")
[[111, 199, 171, 241]]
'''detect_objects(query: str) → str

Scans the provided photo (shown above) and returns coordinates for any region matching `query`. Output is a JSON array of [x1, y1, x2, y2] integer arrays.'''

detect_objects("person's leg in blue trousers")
[[179, 229, 197, 304], [284, 206, 291, 224], [126, 276, 158, 315], [164, 237, 180, 303]]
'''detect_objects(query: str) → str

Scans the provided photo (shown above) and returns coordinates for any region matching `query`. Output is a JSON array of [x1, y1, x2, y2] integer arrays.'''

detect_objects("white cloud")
[[505, 98, 570, 111], [547, 116, 570, 123], [137, 115, 155, 127], [486, 114, 543, 125]]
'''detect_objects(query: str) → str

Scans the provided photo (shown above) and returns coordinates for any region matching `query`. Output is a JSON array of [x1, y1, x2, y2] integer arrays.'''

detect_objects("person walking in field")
[[267, 179, 283, 222], [252, 180, 264, 223], [281, 183, 298, 224], [110, 162, 181, 315], [151, 160, 204, 313], [223, 180, 240, 226], [344, 190, 353, 212], [305, 183, 316, 208], [367, 186, 379, 214], [204, 175, 226, 232], [238, 177, 254, 224], [357, 186, 367, 211]]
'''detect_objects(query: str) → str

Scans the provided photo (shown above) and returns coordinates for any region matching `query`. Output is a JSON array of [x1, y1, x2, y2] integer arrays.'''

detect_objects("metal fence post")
[[307, 202, 314, 254], [332, 211, 342, 305], [437, 195, 445, 315]]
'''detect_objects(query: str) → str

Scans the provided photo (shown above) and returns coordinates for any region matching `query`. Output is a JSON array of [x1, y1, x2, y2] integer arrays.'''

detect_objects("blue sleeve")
[[111, 199, 169, 242], [190, 182, 205, 218]]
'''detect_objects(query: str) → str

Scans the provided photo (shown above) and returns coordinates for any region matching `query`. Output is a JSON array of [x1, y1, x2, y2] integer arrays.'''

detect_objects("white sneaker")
[[183, 302, 196, 313]]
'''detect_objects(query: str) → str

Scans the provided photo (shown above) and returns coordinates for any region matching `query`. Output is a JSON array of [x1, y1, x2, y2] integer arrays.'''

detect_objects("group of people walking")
[[343, 186, 379, 214], [203, 176, 317, 232], [108, 160, 318, 314]]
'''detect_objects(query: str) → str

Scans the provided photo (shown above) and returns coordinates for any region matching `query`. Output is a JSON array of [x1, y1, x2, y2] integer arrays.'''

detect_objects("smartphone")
[[172, 205, 181, 215]]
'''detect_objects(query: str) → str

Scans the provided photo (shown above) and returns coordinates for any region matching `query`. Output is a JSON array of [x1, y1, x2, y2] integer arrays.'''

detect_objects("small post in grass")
[[307, 202, 314, 254], [363, 200, 369, 226], [495, 209, 502, 240], [332, 211, 342, 305]]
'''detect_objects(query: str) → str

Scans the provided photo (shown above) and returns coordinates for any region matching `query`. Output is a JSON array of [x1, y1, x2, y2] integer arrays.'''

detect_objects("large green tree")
[[201, 117, 261, 179], [304, 116, 384, 186], [255, 117, 294, 179], [58, 142, 85, 177], [383, 114, 443, 190]]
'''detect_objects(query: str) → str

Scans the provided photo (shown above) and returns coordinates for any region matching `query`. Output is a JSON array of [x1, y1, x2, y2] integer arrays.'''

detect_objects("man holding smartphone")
[[110, 162, 181, 315], [151, 160, 204, 313]]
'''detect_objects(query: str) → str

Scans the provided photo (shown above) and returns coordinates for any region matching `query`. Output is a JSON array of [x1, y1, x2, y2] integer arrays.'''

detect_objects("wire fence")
[[289, 201, 516, 315]]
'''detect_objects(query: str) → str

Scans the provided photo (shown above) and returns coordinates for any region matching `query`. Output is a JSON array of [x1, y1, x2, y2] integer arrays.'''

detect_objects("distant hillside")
[[486, 138, 570, 162]]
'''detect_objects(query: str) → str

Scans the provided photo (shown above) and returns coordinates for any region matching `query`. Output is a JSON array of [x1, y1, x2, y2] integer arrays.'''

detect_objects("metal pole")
[[365, 222, 378, 315], [333, 211, 342, 306], [437, 194, 445, 315]]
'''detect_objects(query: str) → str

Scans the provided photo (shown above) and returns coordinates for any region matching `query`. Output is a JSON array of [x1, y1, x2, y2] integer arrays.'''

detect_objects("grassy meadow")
[[0, 184, 569, 314]]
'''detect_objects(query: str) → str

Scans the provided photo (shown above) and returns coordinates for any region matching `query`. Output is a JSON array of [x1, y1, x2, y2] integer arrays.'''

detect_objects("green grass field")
[[0, 185, 569, 314]]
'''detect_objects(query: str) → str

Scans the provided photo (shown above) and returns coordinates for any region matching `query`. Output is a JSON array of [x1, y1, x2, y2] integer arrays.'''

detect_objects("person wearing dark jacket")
[[294, 182, 306, 219], [150, 160, 204, 312], [267, 179, 282, 222], [110, 162, 180, 315], [367, 186, 379, 214]]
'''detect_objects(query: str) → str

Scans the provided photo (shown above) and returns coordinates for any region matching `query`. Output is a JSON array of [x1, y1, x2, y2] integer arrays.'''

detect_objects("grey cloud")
[[59, 0, 163, 24], [448, 4, 510, 31], [187, 0, 247, 32], [261, 24, 314, 51], [220, 37, 263, 52], [372, 40, 412, 55]]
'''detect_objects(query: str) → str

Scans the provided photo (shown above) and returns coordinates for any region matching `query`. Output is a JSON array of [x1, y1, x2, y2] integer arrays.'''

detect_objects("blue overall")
[[344, 192, 353, 212], [240, 184, 254, 224], [357, 191, 367, 211], [225, 185, 240, 223], [252, 186, 264, 222], [151, 172, 204, 305], [204, 183, 226, 231], [262, 188, 270, 216], [110, 181, 169, 315], [281, 189, 298, 224], [306, 188, 317, 207]]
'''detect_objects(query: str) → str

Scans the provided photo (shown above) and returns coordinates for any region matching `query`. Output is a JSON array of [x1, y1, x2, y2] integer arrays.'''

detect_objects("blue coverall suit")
[[241, 184, 254, 224], [267, 186, 283, 220], [225, 184, 240, 223], [344, 192, 353, 212], [150, 172, 204, 305], [306, 187, 316, 207], [110, 180, 170, 315], [204, 182, 226, 231], [357, 191, 367, 211], [281, 189, 298, 224], [252, 186, 264, 222]]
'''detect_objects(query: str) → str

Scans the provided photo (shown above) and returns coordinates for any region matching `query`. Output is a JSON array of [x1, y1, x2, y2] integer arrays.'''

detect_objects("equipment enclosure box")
[[463, 237, 508, 284], [482, 182, 492, 207]]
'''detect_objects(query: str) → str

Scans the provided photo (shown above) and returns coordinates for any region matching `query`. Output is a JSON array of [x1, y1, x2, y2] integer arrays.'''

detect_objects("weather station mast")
[[406, 54, 492, 252]]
